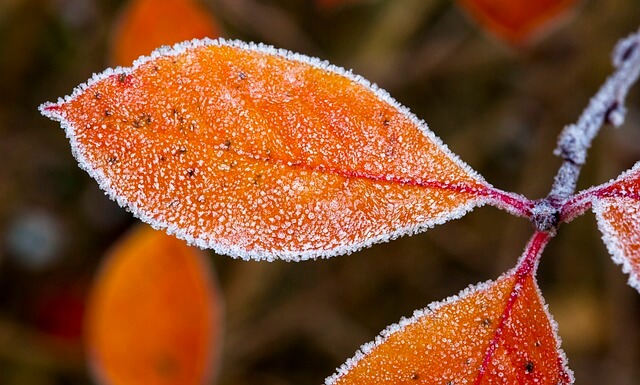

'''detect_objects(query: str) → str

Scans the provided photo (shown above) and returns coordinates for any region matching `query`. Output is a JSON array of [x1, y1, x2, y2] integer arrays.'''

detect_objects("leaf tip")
[[39, 101, 63, 118]]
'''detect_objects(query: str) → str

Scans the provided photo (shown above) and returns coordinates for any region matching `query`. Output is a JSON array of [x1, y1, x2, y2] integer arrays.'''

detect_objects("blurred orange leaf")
[[457, 0, 578, 45], [41, 40, 530, 260], [112, 0, 219, 66], [86, 225, 222, 385], [327, 232, 573, 385]]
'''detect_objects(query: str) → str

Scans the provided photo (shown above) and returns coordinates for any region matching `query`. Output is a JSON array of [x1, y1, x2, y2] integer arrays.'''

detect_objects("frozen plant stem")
[[532, 28, 640, 232]]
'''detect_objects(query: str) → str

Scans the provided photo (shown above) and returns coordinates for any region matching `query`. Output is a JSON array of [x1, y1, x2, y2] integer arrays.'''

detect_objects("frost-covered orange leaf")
[[86, 224, 222, 385], [327, 232, 573, 385], [112, 0, 219, 66], [570, 162, 640, 292], [457, 0, 578, 45], [40, 39, 531, 261]]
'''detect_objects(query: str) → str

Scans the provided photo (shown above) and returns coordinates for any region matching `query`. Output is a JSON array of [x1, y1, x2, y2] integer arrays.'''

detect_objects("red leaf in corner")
[[457, 0, 578, 46], [326, 232, 573, 385]]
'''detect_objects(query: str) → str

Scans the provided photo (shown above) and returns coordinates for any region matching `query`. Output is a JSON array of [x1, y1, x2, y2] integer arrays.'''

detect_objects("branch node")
[[613, 33, 639, 68], [604, 101, 626, 127], [531, 200, 560, 232]]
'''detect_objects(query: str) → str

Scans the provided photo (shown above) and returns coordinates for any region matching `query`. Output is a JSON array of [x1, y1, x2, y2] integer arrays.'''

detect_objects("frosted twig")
[[532, 28, 640, 231]]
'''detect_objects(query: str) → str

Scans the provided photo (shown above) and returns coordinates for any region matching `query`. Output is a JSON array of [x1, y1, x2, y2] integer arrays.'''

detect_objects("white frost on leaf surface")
[[39, 38, 501, 261], [594, 198, 640, 292], [325, 261, 573, 385], [574, 162, 640, 292], [590, 163, 640, 293]]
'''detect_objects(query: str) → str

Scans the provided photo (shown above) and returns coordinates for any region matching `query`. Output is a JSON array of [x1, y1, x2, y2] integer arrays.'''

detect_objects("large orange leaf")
[[326, 232, 573, 385], [572, 162, 640, 292], [40, 39, 530, 260], [111, 0, 219, 66], [86, 224, 222, 385], [457, 0, 578, 45]]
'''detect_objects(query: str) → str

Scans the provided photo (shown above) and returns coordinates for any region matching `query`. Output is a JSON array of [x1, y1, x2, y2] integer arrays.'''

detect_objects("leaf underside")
[[41, 39, 495, 261]]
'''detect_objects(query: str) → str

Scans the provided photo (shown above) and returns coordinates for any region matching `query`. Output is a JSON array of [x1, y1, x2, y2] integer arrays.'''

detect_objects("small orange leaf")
[[111, 0, 219, 66], [86, 224, 222, 385], [580, 162, 640, 292], [41, 40, 525, 260], [327, 232, 573, 385], [457, 0, 578, 45]]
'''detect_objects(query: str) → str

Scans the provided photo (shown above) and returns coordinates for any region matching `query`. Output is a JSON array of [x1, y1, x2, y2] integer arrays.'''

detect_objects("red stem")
[[474, 231, 551, 385]]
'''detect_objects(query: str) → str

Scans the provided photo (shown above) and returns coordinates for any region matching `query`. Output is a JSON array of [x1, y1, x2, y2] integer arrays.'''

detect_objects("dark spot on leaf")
[[159, 155, 166, 162], [481, 318, 492, 327], [168, 199, 180, 208], [186, 168, 195, 178], [153, 65, 160, 71], [107, 156, 118, 165], [238, 72, 247, 80], [525, 361, 534, 373], [133, 113, 153, 128], [172, 108, 187, 125], [410, 373, 420, 380], [171, 146, 187, 157], [446, 381, 455, 385], [118, 73, 127, 83], [383, 119, 390, 126], [252, 173, 263, 185], [534, 340, 541, 347], [104, 109, 112, 117], [223, 139, 231, 150], [94, 92, 101, 100]]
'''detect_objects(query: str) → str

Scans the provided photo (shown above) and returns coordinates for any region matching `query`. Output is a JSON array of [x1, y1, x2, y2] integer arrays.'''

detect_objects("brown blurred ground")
[[0, 0, 639, 384]]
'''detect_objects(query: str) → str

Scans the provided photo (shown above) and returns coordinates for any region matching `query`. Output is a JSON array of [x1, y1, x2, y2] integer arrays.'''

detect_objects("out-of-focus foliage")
[[1, 1, 639, 385], [111, 0, 220, 66], [457, 0, 579, 46], [86, 225, 222, 385]]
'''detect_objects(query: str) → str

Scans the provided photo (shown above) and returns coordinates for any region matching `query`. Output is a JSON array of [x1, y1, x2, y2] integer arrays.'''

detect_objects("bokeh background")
[[1, 0, 640, 384]]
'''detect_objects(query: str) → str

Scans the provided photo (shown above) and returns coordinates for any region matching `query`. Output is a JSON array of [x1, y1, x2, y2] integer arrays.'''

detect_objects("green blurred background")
[[1, 0, 639, 384]]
